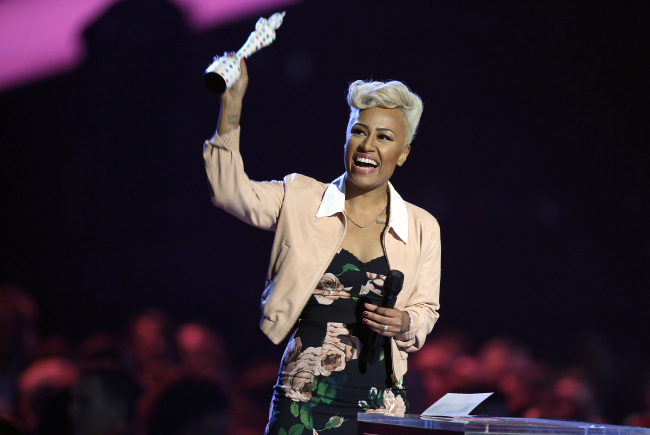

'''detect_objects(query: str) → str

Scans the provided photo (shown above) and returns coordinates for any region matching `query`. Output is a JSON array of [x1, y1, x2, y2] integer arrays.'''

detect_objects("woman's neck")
[[344, 178, 389, 215]]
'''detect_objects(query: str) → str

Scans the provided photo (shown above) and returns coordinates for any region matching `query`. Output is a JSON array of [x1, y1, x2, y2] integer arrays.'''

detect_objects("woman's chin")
[[347, 167, 385, 191]]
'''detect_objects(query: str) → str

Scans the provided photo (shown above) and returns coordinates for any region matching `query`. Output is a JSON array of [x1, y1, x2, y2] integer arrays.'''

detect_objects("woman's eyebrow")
[[354, 123, 395, 134]]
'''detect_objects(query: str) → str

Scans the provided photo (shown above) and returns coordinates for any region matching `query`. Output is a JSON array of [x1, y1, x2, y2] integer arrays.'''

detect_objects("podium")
[[358, 414, 650, 435]]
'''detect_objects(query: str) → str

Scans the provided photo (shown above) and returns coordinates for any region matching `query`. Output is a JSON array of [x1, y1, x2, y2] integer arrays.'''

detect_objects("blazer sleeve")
[[203, 127, 285, 231], [394, 218, 441, 353]]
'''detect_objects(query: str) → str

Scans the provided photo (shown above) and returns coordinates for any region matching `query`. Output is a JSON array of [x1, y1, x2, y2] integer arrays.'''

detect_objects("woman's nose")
[[358, 136, 377, 151]]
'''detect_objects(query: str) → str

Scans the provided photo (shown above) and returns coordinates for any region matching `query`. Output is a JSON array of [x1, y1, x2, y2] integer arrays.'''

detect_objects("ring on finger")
[[382, 325, 388, 332]]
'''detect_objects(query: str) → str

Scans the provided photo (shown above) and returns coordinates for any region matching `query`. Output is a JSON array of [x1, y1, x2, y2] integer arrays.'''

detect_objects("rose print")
[[279, 336, 320, 402], [359, 281, 381, 296], [279, 325, 362, 402], [281, 346, 320, 402], [316, 323, 361, 376], [361, 388, 406, 417], [382, 389, 406, 416], [313, 273, 352, 305], [359, 272, 386, 296], [367, 272, 386, 287]]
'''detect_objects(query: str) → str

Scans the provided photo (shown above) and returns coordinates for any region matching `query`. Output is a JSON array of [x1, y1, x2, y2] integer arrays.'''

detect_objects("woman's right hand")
[[217, 55, 247, 135], [220, 54, 248, 106]]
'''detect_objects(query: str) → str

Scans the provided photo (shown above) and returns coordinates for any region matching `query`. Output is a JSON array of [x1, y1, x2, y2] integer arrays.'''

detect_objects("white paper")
[[421, 393, 494, 417]]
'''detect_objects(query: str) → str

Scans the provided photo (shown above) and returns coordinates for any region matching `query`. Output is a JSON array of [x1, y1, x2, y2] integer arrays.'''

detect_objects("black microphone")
[[367, 270, 404, 365]]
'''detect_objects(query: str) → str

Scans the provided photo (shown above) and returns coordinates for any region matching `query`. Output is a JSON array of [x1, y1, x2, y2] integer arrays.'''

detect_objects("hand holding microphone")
[[363, 270, 409, 364]]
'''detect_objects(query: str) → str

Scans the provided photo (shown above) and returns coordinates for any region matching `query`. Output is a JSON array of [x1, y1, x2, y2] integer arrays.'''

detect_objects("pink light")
[[0, 0, 118, 92], [0, 0, 298, 93], [173, 0, 299, 31]]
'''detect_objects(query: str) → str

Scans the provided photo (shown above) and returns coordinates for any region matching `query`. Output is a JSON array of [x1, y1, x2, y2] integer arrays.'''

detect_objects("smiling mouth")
[[353, 156, 378, 169]]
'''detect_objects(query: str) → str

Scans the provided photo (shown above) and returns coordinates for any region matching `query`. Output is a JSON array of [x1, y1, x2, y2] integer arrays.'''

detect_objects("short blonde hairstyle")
[[347, 80, 423, 146]]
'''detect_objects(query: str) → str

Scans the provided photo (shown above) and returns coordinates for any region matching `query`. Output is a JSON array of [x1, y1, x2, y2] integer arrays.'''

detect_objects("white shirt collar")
[[316, 174, 409, 244]]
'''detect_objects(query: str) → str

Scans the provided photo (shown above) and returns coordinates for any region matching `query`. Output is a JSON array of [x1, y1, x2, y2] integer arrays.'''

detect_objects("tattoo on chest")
[[374, 219, 387, 225]]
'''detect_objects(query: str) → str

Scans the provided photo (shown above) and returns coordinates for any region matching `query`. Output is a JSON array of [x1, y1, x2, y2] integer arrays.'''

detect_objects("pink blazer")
[[203, 126, 441, 381]]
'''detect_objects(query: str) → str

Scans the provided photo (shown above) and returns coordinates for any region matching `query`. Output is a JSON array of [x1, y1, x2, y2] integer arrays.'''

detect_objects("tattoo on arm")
[[227, 114, 239, 126]]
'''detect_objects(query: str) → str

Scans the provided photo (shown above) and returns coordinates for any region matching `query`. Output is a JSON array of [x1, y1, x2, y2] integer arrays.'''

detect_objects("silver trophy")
[[203, 12, 286, 94]]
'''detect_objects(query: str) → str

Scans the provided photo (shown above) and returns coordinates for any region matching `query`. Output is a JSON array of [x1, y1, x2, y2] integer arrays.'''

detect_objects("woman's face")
[[344, 106, 410, 193]]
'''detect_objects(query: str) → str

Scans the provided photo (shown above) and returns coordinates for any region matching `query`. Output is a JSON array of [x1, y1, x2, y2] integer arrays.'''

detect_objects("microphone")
[[367, 270, 404, 365]]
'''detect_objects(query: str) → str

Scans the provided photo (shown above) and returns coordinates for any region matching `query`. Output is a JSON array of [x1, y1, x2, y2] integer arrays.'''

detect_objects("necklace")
[[345, 205, 387, 229]]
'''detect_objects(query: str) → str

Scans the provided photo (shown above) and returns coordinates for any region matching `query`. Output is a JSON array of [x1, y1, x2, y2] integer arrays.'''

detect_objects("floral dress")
[[265, 247, 408, 435]]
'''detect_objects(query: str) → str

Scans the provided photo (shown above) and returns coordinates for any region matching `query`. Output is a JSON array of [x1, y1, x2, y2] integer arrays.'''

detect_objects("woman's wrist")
[[217, 102, 242, 135]]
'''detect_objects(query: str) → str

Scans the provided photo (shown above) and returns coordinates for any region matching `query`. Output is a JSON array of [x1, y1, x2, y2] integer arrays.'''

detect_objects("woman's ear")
[[397, 145, 411, 167]]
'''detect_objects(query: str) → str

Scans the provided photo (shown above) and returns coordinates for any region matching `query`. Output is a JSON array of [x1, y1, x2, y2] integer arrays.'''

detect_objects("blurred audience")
[[408, 331, 477, 412], [549, 368, 603, 422], [229, 359, 279, 435], [16, 357, 78, 434], [0, 284, 39, 418], [147, 376, 228, 435], [4, 282, 650, 433], [624, 373, 650, 428], [176, 322, 232, 390], [77, 333, 122, 370], [477, 337, 533, 389], [70, 368, 141, 435], [407, 333, 606, 423], [123, 309, 184, 428], [124, 309, 181, 393]]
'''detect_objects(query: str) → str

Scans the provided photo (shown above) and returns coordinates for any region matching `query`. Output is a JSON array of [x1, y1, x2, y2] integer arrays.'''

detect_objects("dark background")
[[1, 0, 648, 422]]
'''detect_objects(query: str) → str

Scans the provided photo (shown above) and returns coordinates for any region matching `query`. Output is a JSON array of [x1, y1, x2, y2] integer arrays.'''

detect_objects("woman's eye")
[[351, 128, 366, 135], [379, 134, 393, 141]]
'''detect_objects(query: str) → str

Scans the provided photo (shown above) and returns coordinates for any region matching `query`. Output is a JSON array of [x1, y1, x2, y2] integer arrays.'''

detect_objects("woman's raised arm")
[[204, 56, 285, 231]]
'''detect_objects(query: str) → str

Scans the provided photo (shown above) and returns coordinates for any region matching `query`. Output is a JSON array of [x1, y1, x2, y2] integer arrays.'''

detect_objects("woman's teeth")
[[354, 157, 378, 167]]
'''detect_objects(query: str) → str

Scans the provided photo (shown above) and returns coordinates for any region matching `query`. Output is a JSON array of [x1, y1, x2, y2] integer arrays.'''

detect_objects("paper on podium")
[[421, 393, 493, 417]]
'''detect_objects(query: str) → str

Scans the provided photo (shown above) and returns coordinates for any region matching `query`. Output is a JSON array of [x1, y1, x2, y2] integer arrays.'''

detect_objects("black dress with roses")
[[265, 248, 408, 435]]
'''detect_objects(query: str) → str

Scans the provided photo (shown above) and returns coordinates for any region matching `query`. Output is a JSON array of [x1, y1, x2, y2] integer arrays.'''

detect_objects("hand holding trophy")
[[203, 12, 286, 94]]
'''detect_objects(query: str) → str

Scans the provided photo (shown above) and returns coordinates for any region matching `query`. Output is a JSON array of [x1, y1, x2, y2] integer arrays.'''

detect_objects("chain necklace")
[[345, 205, 387, 229]]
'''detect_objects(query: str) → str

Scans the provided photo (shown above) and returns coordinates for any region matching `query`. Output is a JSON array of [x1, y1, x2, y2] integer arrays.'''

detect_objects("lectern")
[[358, 414, 650, 435]]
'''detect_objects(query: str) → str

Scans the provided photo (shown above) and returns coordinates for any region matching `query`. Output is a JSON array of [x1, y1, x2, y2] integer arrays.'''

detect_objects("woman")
[[203, 57, 441, 434]]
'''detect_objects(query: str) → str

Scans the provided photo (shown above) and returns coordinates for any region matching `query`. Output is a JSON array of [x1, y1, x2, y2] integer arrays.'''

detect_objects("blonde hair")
[[347, 80, 423, 146]]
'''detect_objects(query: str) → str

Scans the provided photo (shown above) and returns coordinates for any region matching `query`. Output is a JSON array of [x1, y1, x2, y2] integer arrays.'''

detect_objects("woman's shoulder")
[[282, 173, 328, 189], [281, 173, 330, 197]]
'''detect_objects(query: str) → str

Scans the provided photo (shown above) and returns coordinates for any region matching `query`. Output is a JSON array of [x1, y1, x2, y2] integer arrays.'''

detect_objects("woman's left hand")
[[363, 303, 409, 337]]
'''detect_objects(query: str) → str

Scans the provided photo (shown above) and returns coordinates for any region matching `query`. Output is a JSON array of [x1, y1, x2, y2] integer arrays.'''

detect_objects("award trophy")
[[203, 11, 286, 94]]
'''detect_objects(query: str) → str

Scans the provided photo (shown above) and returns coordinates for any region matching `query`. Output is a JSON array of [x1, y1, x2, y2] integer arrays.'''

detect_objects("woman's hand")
[[217, 54, 248, 135], [220, 53, 248, 105], [362, 302, 410, 337]]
